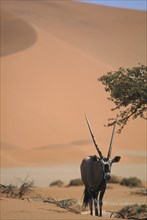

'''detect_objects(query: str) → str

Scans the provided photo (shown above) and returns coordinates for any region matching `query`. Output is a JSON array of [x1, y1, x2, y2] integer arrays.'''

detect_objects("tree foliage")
[[98, 64, 147, 133]]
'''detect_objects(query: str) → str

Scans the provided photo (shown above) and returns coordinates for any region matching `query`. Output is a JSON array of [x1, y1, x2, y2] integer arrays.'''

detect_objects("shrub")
[[108, 175, 121, 184], [0, 180, 34, 198], [49, 180, 64, 187], [120, 177, 142, 188], [68, 178, 83, 187], [18, 180, 34, 198], [0, 184, 17, 198]]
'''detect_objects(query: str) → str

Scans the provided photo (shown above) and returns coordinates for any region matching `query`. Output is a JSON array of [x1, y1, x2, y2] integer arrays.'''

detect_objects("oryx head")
[[85, 114, 121, 181]]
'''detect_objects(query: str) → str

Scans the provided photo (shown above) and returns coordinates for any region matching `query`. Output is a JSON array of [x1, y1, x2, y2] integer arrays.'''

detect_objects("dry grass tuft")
[[108, 175, 121, 184], [111, 204, 147, 219], [44, 197, 81, 214], [0, 180, 34, 199], [131, 188, 147, 196], [120, 177, 143, 188], [68, 178, 83, 187], [49, 180, 65, 187]]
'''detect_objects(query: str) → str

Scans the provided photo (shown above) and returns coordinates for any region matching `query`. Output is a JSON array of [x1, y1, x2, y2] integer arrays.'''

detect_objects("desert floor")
[[1, 184, 146, 220]]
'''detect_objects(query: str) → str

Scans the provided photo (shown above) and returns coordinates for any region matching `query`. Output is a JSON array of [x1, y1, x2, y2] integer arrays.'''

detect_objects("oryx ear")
[[111, 156, 121, 163]]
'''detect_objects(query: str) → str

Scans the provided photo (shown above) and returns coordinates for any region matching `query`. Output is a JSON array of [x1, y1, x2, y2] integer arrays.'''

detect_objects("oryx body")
[[80, 115, 121, 217]]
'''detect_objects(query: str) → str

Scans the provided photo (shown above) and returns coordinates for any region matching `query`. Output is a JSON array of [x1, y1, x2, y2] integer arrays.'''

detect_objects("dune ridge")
[[1, 11, 37, 56]]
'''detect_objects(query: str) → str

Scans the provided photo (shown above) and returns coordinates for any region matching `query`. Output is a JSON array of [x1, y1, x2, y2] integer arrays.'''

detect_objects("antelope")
[[80, 114, 121, 217]]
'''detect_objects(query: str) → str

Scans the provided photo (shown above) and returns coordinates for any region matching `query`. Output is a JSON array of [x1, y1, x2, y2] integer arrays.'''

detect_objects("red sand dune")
[[1, 1, 146, 169]]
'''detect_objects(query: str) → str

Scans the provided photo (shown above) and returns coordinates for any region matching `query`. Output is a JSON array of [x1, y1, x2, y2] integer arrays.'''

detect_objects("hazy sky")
[[79, 0, 147, 11]]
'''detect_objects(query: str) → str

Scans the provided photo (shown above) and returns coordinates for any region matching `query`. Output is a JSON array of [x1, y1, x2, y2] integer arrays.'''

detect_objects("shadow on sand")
[[1, 11, 37, 56]]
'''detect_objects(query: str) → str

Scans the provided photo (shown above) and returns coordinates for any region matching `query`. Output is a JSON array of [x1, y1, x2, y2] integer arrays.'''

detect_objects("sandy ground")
[[1, 184, 146, 220]]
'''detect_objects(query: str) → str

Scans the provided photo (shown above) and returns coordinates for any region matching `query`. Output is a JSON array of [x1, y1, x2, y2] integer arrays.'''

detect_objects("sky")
[[79, 0, 147, 11]]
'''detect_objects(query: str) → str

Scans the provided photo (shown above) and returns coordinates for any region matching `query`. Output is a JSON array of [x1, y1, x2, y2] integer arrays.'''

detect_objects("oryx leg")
[[94, 198, 98, 216], [91, 189, 99, 216], [99, 187, 106, 217], [89, 196, 93, 215]]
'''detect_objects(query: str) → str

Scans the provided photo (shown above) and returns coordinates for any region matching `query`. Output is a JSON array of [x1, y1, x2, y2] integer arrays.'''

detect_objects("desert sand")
[[1, 184, 146, 220], [0, 0, 146, 219]]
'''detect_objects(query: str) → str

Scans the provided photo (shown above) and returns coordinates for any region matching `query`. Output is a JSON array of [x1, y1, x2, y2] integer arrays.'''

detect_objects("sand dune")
[[1, 11, 37, 56], [1, 1, 146, 172], [1, 1, 146, 66]]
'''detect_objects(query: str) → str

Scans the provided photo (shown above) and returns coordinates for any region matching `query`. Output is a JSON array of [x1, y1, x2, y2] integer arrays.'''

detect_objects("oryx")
[[80, 114, 121, 216]]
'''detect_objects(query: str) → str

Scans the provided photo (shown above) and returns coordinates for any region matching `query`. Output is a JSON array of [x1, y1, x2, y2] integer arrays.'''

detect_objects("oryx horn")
[[85, 114, 103, 159], [107, 115, 118, 159]]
